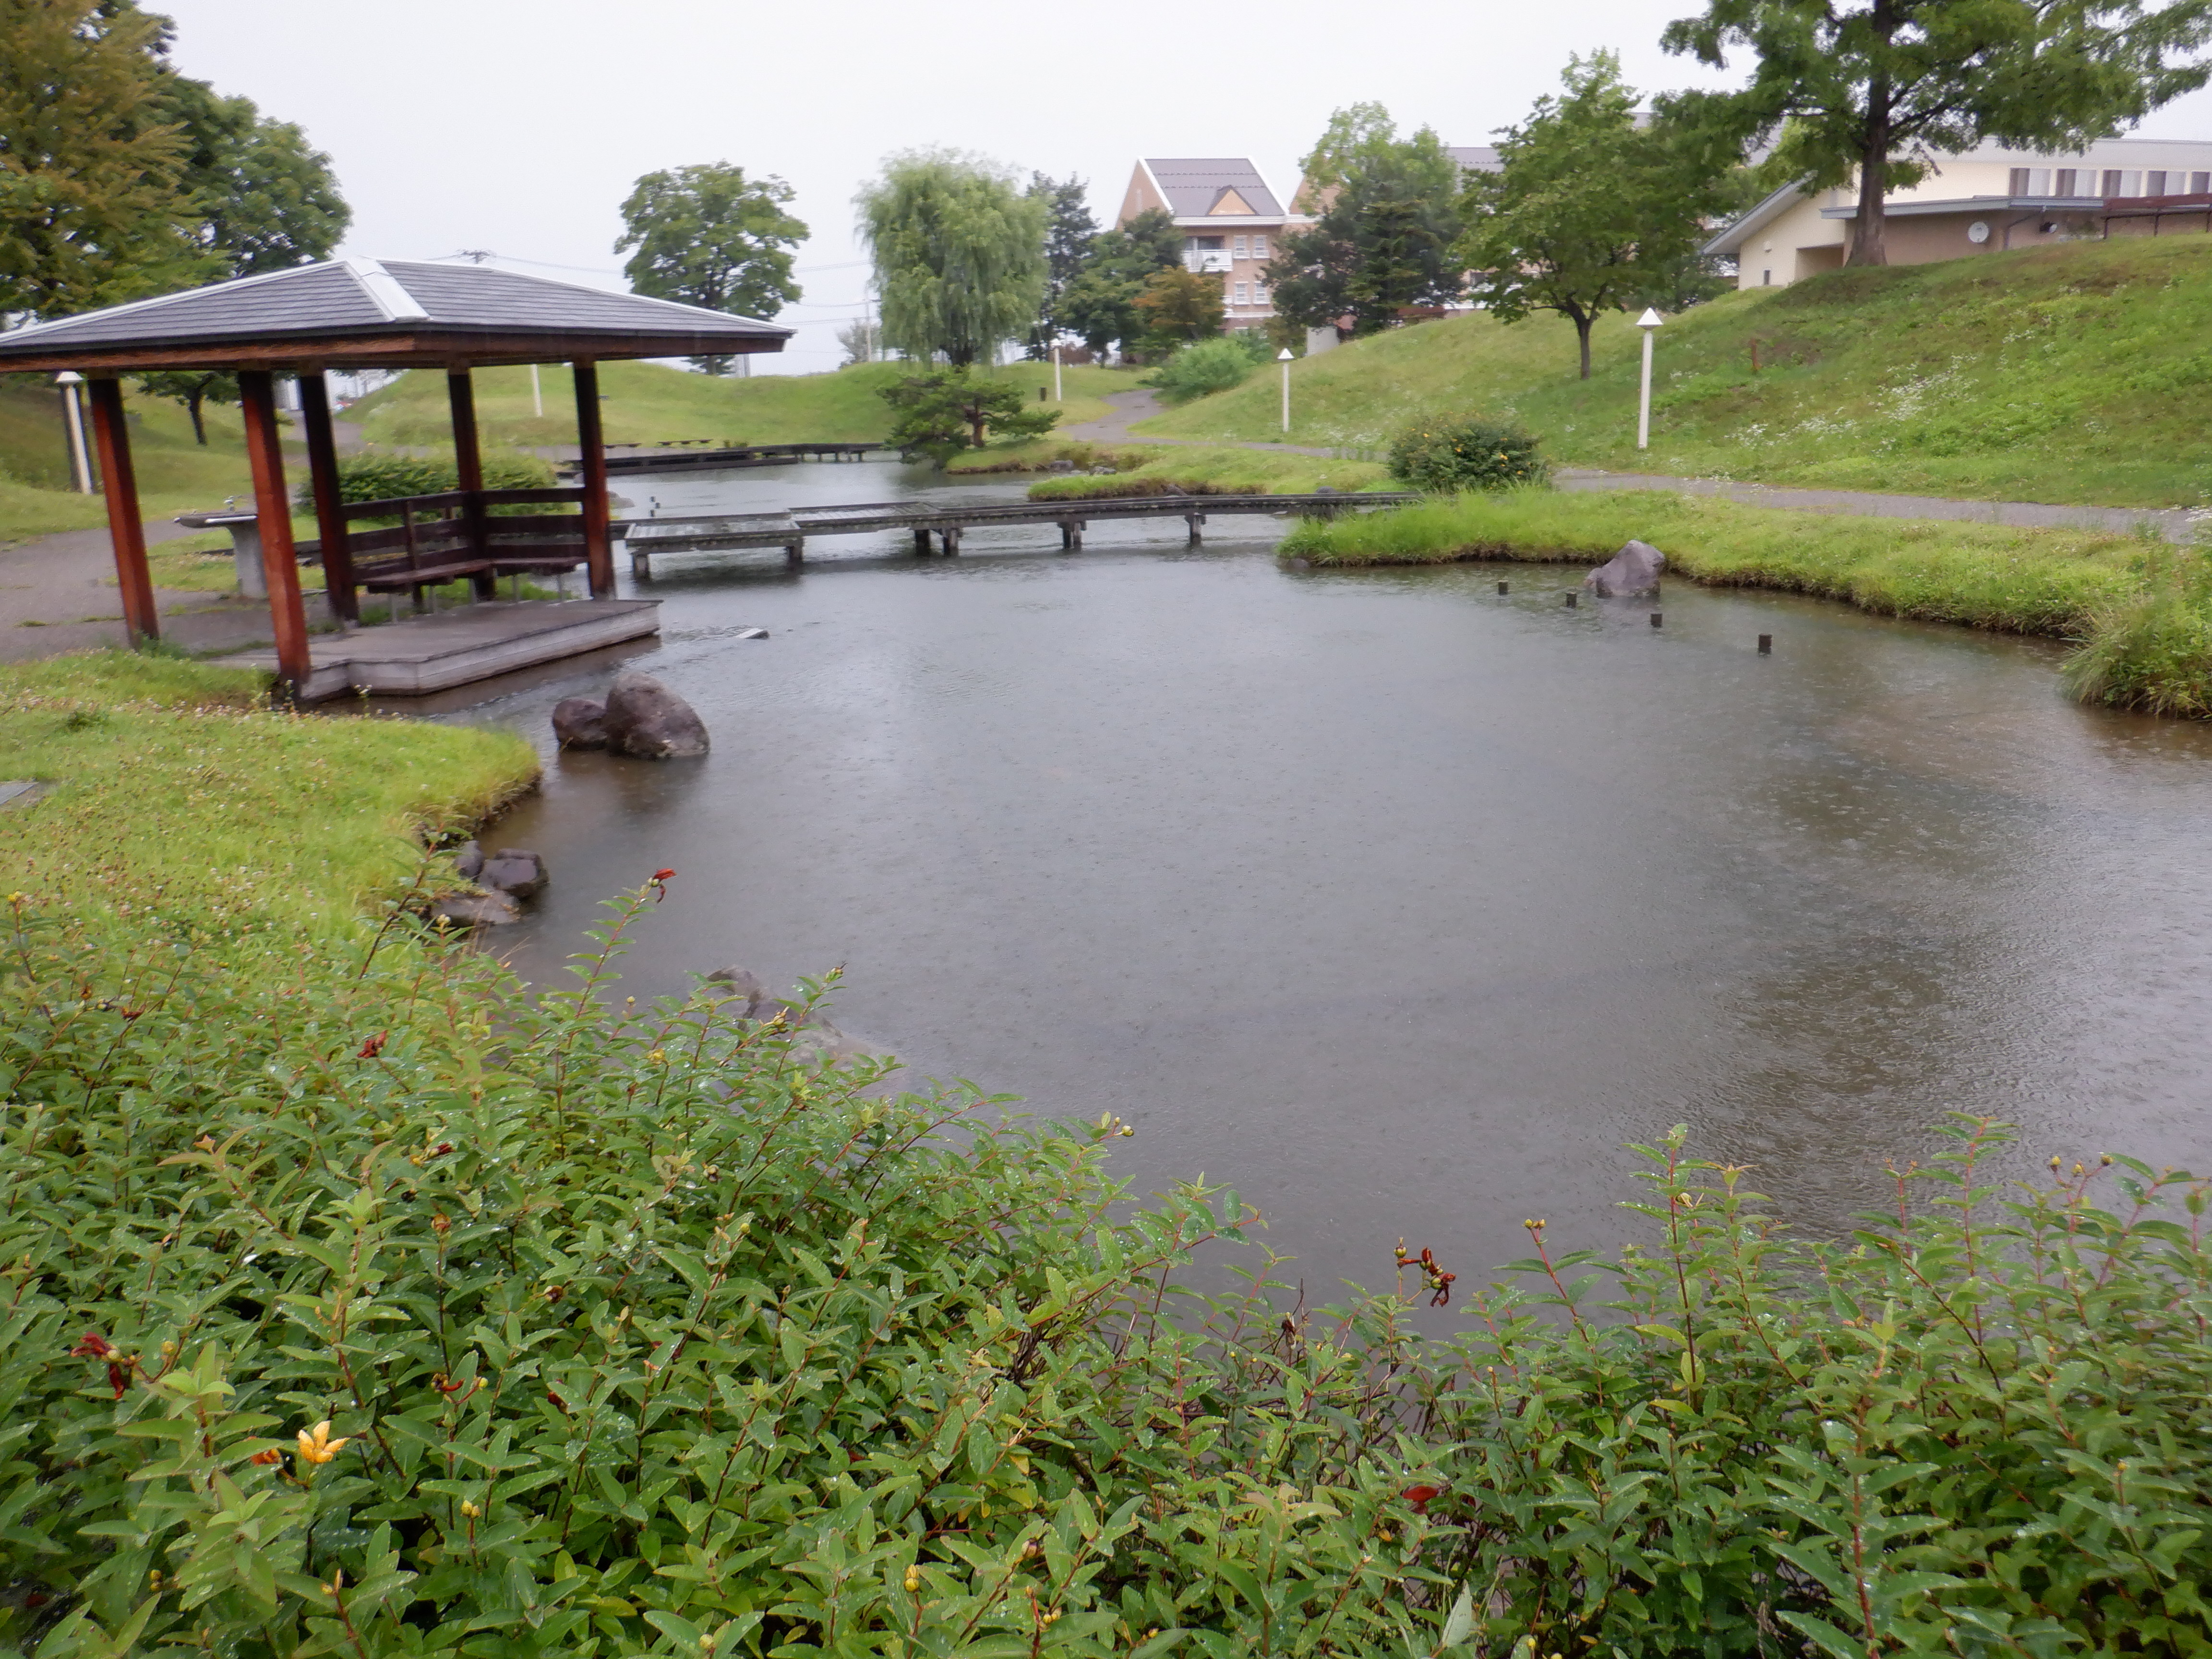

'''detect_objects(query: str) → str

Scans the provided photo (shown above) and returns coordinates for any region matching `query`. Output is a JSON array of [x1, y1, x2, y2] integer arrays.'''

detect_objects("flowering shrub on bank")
[[4, 874, 2212, 1655], [1386, 416, 1549, 493]]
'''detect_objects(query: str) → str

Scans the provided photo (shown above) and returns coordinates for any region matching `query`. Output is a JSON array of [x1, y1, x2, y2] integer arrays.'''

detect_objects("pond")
[[425, 459, 2212, 1298]]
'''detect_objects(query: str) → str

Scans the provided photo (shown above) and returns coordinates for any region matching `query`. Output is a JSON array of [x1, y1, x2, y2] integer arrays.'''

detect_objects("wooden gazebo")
[[0, 258, 790, 690]]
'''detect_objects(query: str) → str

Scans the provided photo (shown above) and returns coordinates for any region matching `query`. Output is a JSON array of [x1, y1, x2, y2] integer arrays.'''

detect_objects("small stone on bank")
[[477, 849, 547, 899], [430, 890, 521, 928]]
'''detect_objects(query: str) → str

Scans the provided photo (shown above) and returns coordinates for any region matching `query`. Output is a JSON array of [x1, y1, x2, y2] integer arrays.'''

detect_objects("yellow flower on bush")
[[296, 1420, 349, 1465]]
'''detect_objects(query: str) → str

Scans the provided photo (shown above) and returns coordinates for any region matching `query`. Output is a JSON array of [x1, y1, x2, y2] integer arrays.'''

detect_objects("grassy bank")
[[1142, 235, 2212, 509], [350, 359, 1142, 450], [1279, 488, 2212, 712], [0, 652, 538, 928], [1028, 445, 1391, 500], [5, 659, 2212, 1653], [0, 376, 264, 543]]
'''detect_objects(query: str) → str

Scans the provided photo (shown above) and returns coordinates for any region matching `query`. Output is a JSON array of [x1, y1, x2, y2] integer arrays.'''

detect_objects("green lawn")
[[0, 651, 538, 930], [1142, 235, 2212, 508], [349, 358, 1144, 450], [0, 375, 264, 542], [1027, 445, 1391, 499]]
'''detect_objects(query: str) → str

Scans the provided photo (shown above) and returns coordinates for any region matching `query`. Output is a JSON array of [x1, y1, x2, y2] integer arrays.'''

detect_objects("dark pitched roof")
[[0, 258, 792, 372], [1142, 158, 1286, 217]]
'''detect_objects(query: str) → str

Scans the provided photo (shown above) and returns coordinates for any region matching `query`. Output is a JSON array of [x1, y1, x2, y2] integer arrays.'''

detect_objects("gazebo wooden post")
[[297, 372, 357, 625], [237, 370, 313, 692], [84, 376, 159, 648], [572, 358, 614, 598], [446, 368, 495, 600]]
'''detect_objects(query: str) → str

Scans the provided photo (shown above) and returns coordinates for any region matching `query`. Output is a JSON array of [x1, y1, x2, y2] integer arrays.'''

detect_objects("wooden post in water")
[[84, 377, 159, 648], [237, 369, 312, 692]]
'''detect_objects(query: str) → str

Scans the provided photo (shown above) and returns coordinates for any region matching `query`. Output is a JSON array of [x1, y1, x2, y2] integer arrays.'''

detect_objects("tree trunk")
[[187, 388, 207, 445], [1848, 45, 1894, 266], [967, 406, 987, 447], [1576, 314, 1594, 381]]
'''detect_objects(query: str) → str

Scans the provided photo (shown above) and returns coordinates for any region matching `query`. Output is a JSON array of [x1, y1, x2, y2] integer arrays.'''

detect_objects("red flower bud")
[[357, 1033, 386, 1059], [70, 1332, 113, 1359], [1401, 1484, 1443, 1511], [652, 868, 675, 882]]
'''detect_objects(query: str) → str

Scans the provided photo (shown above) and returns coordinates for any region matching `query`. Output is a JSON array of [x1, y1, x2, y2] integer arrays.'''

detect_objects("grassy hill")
[[348, 358, 1145, 449], [1141, 234, 2212, 509], [0, 375, 259, 542]]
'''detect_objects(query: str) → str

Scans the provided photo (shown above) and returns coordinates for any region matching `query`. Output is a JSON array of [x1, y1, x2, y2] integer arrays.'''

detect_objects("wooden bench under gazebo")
[[0, 258, 790, 697]]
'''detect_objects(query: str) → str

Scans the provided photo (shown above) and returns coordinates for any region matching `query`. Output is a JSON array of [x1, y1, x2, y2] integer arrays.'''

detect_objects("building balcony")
[[1182, 251, 1233, 274]]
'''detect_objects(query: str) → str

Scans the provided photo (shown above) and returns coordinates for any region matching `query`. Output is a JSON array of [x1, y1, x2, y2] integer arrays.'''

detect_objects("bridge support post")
[[1059, 520, 1083, 551], [785, 539, 805, 565], [1185, 513, 1205, 545], [913, 527, 931, 555], [940, 527, 962, 555], [630, 548, 652, 579]]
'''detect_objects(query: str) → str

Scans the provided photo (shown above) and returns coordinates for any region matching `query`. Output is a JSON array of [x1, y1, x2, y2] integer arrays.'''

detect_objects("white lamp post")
[[1277, 347, 1295, 434], [1051, 342, 1062, 402], [54, 372, 92, 493], [530, 363, 544, 419], [1635, 308, 1664, 452]]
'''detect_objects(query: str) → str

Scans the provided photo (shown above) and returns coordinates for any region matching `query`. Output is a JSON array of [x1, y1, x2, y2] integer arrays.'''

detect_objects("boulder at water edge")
[[602, 672, 710, 759], [705, 963, 866, 1065], [1583, 539, 1666, 597], [452, 839, 485, 880], [477, 848, 547, 900], [430, 890, 520, 928], [552, 697, 609, 749]]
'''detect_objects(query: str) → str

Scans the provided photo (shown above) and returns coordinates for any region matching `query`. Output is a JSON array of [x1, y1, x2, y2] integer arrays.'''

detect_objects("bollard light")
[[1278, 348, 1295, 434], [1635, 308, 1663, 452], [54, 372, 92, 494]]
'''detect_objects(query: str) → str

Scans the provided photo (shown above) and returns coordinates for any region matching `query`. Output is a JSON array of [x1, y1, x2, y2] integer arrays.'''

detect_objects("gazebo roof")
[[0, 257, 793, 373]]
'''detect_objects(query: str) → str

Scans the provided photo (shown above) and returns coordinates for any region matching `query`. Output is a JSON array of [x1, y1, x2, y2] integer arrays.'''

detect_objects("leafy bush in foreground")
[[302, 453, 560, 516], [4, 870, 2212, 1656], [1387, 416, 1549, 493]]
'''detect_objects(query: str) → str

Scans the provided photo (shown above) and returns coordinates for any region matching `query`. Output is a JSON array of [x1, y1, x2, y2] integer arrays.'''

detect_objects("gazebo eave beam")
[[0, 331, 788, 376]]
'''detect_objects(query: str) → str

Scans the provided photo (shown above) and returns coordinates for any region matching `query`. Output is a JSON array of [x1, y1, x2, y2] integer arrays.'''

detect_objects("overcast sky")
[[154, 0, 2212, 375]]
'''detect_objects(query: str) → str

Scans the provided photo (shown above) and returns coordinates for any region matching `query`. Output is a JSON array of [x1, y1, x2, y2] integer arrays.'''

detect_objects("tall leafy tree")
[[166, 79, 349, 278], [1661, 0, 2212, 266], [1025, 171, 1096, 357], [1460, 53, 1727, 378], [137, 75, 351, 442], [0, 0, 192, 319], [1053, 207, 1180, 360], [1266, 106, 1466, 339], [856, 149, 1046, 369], [616, 162, 807, 373]]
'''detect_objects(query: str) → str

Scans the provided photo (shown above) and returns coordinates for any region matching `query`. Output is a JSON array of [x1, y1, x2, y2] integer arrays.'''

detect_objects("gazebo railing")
[[317, 486, 591, 607]]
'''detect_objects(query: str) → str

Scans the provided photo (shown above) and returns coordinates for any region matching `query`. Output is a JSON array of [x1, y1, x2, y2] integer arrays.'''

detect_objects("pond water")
[[426, 458, 2212, 1298]]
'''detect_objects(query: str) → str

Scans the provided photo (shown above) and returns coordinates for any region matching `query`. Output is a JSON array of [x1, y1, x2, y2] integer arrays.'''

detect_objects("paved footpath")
[[1064, 389, 2195, 542], [0, 520, 307, 666]]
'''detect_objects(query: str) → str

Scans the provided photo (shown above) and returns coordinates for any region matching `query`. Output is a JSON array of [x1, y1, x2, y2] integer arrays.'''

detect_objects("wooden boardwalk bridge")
[[620, 490, 1421, 575], [574, 441, 880, 478]]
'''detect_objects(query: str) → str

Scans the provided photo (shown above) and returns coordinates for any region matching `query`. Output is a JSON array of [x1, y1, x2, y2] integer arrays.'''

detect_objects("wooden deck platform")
[[213, 599, 660, 702], [621, 491, 1422, 574]]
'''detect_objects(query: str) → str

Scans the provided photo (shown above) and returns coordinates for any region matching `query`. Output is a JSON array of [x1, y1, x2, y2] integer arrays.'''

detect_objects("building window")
[[1233, 282, 1250, 305], [1762, 269, 1772, 285], [2056, 168, 2079, 196], [1232, 236, 1248, 257], [2196, 172, 2211, 193], [2010, 168, 2030, 194], [1252, 235, 1269, 259], [2024, 168, 2051, 195], [1253, 282, 1269, 305]]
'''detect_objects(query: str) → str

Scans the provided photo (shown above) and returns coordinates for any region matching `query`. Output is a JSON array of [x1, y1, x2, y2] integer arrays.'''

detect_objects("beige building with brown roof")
[[1707, 137, 2212, 287], [1117, 158, 1306, 329]]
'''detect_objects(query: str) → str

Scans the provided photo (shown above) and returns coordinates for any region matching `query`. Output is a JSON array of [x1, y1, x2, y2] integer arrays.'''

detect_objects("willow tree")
[[855, 150, 1046, 368]]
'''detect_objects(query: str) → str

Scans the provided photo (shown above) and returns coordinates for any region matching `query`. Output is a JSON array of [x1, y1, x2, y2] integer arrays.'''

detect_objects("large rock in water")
[[703, 963, 865, 1065], [1583, 539, 1666, 597], [602, 672, 709, 759], [552, 697, 609, 749], [430, 890, 520, 929]]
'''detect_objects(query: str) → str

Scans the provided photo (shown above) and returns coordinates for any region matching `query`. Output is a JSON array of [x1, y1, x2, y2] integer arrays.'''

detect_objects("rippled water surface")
[[423, 460, 2212, 1295]]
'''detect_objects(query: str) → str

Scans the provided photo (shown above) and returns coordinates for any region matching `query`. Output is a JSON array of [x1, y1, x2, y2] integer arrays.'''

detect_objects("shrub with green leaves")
[[301, 453, 560, 516], [1387, 416, 1549, 492], [1142, 336, 1272, 406]]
